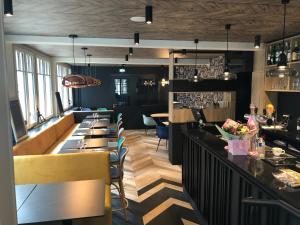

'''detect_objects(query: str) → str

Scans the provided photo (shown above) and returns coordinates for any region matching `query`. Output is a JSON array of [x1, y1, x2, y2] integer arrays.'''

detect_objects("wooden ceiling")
[[4, 0, 300, 43]]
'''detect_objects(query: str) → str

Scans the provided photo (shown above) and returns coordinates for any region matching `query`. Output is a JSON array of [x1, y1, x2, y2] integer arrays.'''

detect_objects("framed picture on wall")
[[9, 98, 28, 143]]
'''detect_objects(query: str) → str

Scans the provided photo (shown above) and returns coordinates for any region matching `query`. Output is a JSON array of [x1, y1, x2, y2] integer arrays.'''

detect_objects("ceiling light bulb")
[[254, 35, 261, 49], [134, 33, 140, 45], [145, 5, 153, 24], [129, 47, 133, 56], [4, 0, 13, 16]]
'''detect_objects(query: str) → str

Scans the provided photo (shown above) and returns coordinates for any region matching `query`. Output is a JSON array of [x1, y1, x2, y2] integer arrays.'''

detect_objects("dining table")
[[59, 138, 117, 154], [16, 179, 106, 225], [79, 119, 110, 129], [151, 113, 169, 126], [85, 114, 111, 120], [73, 128, 116, 138]]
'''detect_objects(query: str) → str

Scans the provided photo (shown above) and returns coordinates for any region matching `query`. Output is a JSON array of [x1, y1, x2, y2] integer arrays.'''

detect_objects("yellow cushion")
[[14, 152, 112, 225], [13, 125, 57, 156], [14, 152, 111, 185], [54, 114, 75, 139]]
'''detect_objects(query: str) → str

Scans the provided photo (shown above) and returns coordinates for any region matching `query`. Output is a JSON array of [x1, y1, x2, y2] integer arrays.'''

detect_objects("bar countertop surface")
[[182, 127, 300, 211]]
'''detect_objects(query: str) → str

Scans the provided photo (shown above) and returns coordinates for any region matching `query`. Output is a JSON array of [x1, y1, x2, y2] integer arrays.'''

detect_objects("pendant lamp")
[[220, 24, 237, 80], [82, 49, 101, 87], [62, 34, 88, 88], [193, 39, 200, 82], [267, 0, 297, 78]]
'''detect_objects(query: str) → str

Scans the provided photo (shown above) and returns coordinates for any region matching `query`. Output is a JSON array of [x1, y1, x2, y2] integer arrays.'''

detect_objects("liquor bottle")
[[292, 41, 299, 61], [267, 46, 272, 65], [286, 41, 291, 62], [271, 46, 277, 64]]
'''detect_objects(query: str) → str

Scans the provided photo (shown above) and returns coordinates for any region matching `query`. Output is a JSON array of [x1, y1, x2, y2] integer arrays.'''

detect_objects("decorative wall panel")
[[174, 56, 225, 80], [175, 92, 224, 108]]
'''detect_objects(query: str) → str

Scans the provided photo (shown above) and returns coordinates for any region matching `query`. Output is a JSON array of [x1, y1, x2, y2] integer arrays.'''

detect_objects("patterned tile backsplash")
[[174, 56, 224, 80], [175, 92, 226, 108]]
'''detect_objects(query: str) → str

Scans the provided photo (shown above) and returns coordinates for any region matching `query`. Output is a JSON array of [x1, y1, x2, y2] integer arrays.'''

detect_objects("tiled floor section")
[[112, 129, 201, 225]]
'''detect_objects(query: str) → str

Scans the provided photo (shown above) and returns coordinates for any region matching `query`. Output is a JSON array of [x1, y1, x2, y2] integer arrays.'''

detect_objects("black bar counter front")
[[181, 128, 300, 225]]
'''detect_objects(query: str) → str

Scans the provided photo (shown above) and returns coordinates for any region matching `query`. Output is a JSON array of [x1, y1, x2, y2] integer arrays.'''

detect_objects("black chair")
[[156, 125, 169, 151]]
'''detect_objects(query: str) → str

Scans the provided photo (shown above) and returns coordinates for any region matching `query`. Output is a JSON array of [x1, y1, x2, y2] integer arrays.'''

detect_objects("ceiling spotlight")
[[174, 58, 178, 63], [129, 47, 133, 56], [182, 49, 187, 55], [145, 5, 153, 24], [125, 55, 129, 62], [4, 0, 13, 16], [134, 33, 140, 45], [254, 35, 261, 49]]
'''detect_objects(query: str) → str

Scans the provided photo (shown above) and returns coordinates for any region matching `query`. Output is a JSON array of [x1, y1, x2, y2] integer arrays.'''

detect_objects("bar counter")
[[182, 127, 300, 225]]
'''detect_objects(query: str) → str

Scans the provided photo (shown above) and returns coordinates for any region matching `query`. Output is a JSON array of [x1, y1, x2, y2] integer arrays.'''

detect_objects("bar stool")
[[111, 147, 129, 219]]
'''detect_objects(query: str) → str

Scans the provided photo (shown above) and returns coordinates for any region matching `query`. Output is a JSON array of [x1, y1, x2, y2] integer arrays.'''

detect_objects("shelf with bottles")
[[265, 37, 300, 67]]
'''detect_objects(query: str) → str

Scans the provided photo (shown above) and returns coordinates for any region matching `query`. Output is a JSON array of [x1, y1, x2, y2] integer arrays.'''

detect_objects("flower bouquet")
[[216, 117, 258, 155]]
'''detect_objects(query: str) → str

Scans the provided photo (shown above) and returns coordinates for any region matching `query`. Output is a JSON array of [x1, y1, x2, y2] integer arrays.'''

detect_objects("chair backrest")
[[117, 113, 123, 121], [117, 120, 123, 132], [98, 107, 108, 111], [118, 147, 128, 178], [14, 152, 111, 185], [118, 127, 125, 139], [117, 136, 126, 152], [156, 126, 169, 140], [142, 114, 157, 126]]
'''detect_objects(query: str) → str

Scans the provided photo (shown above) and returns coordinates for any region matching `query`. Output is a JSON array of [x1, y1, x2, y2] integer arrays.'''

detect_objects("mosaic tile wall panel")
[[174, 56, 224, 79], [175, 92, 224, 108]]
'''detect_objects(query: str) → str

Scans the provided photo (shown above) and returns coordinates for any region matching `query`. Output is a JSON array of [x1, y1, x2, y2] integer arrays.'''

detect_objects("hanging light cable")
[[220, 24, 237, 80], [193, 39, 199, 82]]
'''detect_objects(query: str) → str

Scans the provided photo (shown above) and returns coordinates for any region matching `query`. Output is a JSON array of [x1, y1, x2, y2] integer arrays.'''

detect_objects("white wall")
[[0, 2, 18, 224]]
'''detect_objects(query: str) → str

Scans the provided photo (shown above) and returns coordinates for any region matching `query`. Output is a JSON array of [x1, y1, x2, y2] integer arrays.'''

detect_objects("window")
[[15, 50, 37, 127], [57, 65, 73, 110], [114, 79, 128, 95], [37, 58, 52, 118]]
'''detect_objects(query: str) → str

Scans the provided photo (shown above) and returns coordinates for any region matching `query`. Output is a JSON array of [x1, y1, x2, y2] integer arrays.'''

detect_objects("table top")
[[151, 113, 169, 118], [60, 138, 111, 151], [79, 119, 110, 129], [162, 121, 169, 126], [73, 128, 114, 137], [16, 179, 105, 224]]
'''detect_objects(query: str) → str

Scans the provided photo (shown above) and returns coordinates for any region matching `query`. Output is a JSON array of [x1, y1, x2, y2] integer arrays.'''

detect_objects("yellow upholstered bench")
[[14, 152, 112, 225], [13, 113, 78, 156]]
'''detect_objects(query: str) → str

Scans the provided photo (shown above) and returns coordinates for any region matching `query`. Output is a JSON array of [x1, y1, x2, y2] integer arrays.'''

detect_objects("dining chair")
[[156, 125, 169, 152], [111, 147, 129, 220], [110, 136, 126, 165], [142, 114, 157, 135], [98, 107, 108, 111]]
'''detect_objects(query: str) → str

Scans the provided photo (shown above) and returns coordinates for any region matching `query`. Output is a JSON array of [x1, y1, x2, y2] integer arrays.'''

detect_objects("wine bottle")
[[267, 46, 272, 65], [292, 41, 299, 61], [286, 41, 291, 62], [272, 46, 277, 64]]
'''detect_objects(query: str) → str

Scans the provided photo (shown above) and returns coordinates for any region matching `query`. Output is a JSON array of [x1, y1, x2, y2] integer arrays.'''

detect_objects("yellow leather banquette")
[[14, 152, 112, 225], [13, 113, 77, 156]]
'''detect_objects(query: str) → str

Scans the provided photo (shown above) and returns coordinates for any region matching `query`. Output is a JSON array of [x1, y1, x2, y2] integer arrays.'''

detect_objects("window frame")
[[56, 64, 73, 111], [14, 46, 54, 128]]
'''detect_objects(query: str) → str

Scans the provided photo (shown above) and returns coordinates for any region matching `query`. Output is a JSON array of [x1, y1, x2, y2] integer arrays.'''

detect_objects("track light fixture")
[[134, 33, 140, 45], [119, 64, 126, 73], [125, 54, 129, 62], [254, 35, 261, 49], [145, 5, 153, 24], [4, 0, 13, 16], [129, 47, 133, 56], [174, 58, 178, 64], [194, 39, 199, 82]]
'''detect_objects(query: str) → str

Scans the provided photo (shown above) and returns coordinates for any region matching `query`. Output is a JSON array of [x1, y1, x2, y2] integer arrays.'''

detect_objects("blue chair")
[[110, 136, 126, 165], [97, 107, 108, 111], [143, 114, 157, 135], [156, 126, 169, 152]]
